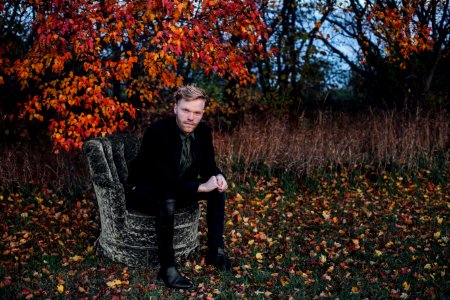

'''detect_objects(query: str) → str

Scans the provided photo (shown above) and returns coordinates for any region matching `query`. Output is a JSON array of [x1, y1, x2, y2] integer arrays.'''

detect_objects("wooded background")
[[0, 0, 448, 152]]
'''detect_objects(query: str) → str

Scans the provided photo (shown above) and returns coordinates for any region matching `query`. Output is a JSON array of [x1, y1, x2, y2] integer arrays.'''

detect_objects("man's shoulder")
[[146, 116, 176, 134], [196, 120, 210, 130], [193, 121, 212, 137]]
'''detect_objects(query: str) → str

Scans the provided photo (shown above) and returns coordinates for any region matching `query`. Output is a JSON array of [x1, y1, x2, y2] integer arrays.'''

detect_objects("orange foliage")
[[368, 1, 434, 68], [2, 0, 268, 152]]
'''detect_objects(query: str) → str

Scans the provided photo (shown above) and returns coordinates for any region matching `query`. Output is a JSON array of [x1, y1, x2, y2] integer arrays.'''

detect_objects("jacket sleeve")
[[200, 126, 223, 179]]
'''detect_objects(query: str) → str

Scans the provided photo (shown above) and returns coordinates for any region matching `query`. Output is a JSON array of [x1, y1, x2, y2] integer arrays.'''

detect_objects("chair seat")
[[123, 203, 200, 249]]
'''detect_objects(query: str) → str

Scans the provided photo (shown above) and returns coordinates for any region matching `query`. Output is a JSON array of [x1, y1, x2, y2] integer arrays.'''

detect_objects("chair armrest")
[[83, 139, 118, 187]]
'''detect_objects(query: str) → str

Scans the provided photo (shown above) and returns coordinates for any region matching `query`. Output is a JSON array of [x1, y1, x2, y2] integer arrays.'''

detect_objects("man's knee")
[[159, 198, 176, 216], [210, 190, 226, 203], [200, 189, 225, 201]]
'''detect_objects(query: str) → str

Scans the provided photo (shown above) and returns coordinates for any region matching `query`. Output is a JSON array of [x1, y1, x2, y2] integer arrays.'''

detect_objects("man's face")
[[174, 98, 205, 133]]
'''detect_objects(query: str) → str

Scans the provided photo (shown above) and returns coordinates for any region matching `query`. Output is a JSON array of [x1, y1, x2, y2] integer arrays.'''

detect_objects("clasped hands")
[[198, 174, 228, 193]]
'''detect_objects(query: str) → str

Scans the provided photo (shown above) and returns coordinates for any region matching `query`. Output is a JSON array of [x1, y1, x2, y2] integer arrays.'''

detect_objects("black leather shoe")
[[158, 266, 194, 290], [206, 247, 233, 272]]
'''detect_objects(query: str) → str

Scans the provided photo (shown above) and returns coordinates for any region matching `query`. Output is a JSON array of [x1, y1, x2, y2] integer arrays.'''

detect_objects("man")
[[127, 85, 231, 290]]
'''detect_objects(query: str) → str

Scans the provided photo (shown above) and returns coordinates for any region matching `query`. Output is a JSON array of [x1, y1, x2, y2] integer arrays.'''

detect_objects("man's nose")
[[187, 113, 194, 120]]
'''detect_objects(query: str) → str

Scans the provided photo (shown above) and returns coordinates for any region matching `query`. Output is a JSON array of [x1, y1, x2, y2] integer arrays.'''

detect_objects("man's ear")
[[173, 103, 177, 114]]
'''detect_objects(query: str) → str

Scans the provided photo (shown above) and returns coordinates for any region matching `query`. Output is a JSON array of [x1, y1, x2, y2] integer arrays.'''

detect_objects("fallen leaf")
[[319, 254, 327, 263], [57, 284, 64, 293], [70, 255, 84, 262], [403, 281, 410, 291]]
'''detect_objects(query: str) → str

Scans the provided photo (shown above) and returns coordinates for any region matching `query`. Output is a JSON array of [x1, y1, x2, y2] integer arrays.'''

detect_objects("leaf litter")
[[0, 166, 448, 298]]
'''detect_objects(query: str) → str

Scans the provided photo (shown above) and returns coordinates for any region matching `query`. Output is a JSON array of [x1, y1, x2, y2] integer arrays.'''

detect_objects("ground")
[[0, 165, 448, 299]]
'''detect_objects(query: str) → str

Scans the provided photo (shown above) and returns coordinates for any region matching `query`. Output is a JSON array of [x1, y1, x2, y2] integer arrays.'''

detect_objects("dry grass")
[[214, 111, 449, 181], [0, 141, 90, 195], [0, 111, 448, 192]]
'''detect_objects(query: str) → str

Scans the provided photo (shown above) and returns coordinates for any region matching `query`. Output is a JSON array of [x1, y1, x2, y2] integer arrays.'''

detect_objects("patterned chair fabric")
[[83, 135, 200, 266]]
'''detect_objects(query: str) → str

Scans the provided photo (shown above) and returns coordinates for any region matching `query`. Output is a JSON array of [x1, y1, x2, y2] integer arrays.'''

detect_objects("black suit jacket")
[[127, 116, 223, 198]]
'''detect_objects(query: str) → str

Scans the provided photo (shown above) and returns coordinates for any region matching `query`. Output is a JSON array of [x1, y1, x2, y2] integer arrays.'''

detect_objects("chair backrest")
[[83, 138, 117, 188], [83, 134, 141, 187], [83, 134, 142, 241], [108, 135, 141, 186]]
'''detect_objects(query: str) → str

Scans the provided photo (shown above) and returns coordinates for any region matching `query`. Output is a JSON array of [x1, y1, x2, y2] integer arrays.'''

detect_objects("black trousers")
[[126, 184, 226, 251]]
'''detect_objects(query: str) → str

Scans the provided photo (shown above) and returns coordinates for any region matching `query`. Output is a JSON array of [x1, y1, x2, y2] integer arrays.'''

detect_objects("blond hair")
[[174, 84, 208, 103]]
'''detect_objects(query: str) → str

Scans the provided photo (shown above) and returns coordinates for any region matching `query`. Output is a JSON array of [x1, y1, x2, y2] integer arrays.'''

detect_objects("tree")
[[251, 0, 334, 112], [0, 0, 268, 152], [316, 0, 449, 109], [0, 0, 36, 131]]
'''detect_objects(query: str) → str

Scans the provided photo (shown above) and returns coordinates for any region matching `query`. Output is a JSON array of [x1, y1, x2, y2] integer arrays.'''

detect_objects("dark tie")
[[179, 135, 192, 176]]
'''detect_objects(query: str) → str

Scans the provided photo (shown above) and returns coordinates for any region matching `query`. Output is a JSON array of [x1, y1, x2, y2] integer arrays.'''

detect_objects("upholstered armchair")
[[83, 135, 200, 266]]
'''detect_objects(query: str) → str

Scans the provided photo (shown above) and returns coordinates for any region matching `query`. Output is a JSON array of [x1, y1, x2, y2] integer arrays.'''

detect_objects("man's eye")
[[194, 112, 202, 116]]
